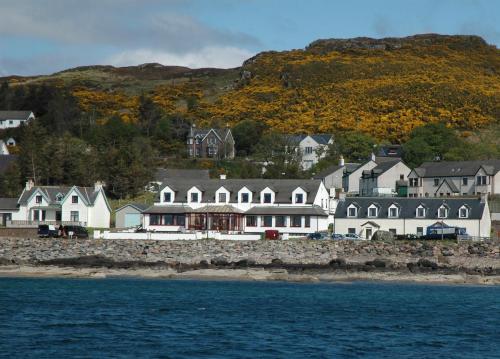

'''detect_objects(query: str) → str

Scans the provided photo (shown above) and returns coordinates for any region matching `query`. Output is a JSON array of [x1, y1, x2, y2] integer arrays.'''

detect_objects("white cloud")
[[107, 46, 255, 69]]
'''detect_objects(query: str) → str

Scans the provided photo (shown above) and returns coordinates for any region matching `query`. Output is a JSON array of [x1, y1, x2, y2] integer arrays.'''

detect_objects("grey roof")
[[0, 111, 33, 121], [0, 197, 19, 210], [436, 179, 459, 193], [18, 186, 101, 206], [154, 168, 210, 181], [361, 159, 401, 178], [189, 127, 231, 140], [313, 162, 360, 179], [115, 203, 150, 213], [158, 178, 323, 204], [0, 155, 17, 174], [377, 145, 403, 158], [335, 197, 486, 220], [415, 160, 500, 177], [143, 205, 192, 214], [245, 205, 328, 216], [287, 134, 332, 145]]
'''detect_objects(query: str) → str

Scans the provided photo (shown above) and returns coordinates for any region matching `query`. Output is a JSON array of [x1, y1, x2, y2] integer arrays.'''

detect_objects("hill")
[[3, 34, 500, 141]]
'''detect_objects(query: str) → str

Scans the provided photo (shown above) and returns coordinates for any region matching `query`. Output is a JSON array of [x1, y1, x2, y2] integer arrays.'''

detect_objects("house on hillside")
[[0, 140, 9, 155], [186, 126, 235, 159], [314, 156, 360, 190], [376, 144, 403, 159], [0, 111, 35, 129], [142, 177, 331, 235], [287, 134, 334, 170], [147, 168, 211, 192], [359, 159, 411, 196], [407, 160, 500, 197], [8, 180, 111, 228], [334, 197, 491, 239]]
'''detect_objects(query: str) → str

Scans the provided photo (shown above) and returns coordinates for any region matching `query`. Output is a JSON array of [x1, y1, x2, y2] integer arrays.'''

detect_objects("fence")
[[93, 230, 262, 241]]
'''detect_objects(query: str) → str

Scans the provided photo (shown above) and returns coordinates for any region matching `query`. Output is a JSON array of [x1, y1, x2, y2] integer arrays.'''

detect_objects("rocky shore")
[[0, 237, 499, 285]]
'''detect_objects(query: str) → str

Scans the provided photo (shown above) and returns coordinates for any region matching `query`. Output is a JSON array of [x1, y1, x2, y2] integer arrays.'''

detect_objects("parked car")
[[307, 232, 329, 240], [38, 224, 58, 238], [344, 233, 362, 240], [331, 233, 345, 240], [63, 225, 89, 239]]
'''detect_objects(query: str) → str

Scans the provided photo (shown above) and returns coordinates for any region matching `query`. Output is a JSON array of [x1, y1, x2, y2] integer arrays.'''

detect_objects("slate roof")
[[313, 163, 360, 179], [0, 111, 33, 121], [287, 134, 333, 145], [335, 197, 485, 220], [115, 203, 150, 213], [158, 179, 323, 204], [376, 145, 403, 158], [143, 205, 192, 214], [154, 168, 210, 181], [436, 179, 459, 193], [189, 128, 231, 141], [362, 159, 402, 178], [415, 160, 500, 177], [245, 205, 328, 216], [18, 186, 101, 206], [0, 197, 19, 210]]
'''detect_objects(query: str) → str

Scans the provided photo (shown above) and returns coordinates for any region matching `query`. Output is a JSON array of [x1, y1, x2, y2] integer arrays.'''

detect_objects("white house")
[[359, 159, 411, 196], [143, 178, 331, 235], [0, 140, 9, 155], [288, 134, 334, 170], [0, 111, 35, 129], [408, 160, 500, 197], [334, 197, 491, 239], [9, 180, 111, 228], [313, 156, 360, 190]]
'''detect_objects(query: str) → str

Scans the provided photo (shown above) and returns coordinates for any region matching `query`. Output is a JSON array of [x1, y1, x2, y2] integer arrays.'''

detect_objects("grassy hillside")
[[4, 34, 500, 141]]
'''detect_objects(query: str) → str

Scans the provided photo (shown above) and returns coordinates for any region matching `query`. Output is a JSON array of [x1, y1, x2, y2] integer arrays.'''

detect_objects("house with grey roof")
[[9, 180, 111, 228], [313, 156, 360, 190], [334, 197, 491, 239], [359, 159, 411, 196], [407, 160, 500, 198], [0, 197, 20, 225], [0, 111, 35, 129], [115, 203, 149, 228], [186, 125, 235, 159], [287, 134, 334, 170], [142, 177, 330, 235]]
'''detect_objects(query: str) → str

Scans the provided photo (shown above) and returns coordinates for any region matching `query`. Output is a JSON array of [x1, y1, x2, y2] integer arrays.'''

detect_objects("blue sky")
[[0, 0, 498, 76]]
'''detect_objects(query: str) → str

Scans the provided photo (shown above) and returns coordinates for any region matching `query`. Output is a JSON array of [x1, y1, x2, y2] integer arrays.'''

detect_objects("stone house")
[[186, 126, 235, 159]]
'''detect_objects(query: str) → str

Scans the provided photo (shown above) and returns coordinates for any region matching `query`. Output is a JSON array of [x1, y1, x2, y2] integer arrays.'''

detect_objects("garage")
[[115, 203, 149, 229]]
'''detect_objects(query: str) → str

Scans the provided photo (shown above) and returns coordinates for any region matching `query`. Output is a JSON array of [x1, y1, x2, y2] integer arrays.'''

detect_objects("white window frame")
[[367, 205, 378, 218], [438, 205, 448, 219], [388, 205, 399, 218], [459, 206, 469, 219], [416, 206, 426, 218], [347, 205, 357, 218]]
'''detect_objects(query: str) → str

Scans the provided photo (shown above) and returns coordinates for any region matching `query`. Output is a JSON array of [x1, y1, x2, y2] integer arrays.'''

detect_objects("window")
[[275, 216, 286, 227], [246, 216, 257, 227], [218, 193, 227, 203], [295, 193, 304, 204], [476, 176, 487, 185], [162, 214, 174, 225], [400, 174, 404, 180], [208, 137, 217, 145], [33, 210, 39, 221], [150, 214, 160, 225], [291, 215, 302, 227], [241, 193, 249, 203], [190, 192, 199, 203], [159, 214, 185, 226], [368, 207, 377, 217], [389, 207, 398, 218], [35, 195, 42, 204], [389, 228, 397, 235], [262, 216, 272, 227], [56, 194, 63, 202], [416, 227, 424, 237], [208, 147, 216, 156], [348, 228, 356, 234], [9, 120, 13, 125], [416, 207, 425, 218], [163, 192, 172, 202], [70, 211, 79, 222], [434, 178, 439, 186], [263, 193, 272, 203], [348, 206, 357, 217], [462, 178, 468, 186], [304, 216, 310, 228], [438, 206, 448, 218], [459, 207, 468, 218], [72, 195, 78, 204], [409, 178, 419, 187], [304, 146, 313, 154]]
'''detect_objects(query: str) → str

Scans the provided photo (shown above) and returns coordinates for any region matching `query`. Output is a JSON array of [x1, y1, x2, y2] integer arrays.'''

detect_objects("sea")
[[0, 278, 499, 358]]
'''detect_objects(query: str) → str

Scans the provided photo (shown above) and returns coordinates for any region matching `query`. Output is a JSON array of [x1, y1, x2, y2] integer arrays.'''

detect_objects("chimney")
[[220, 174, 226, 180], [94, 180, 104, 191], [371, 152, 376, 162], [339, 155, 345, 167], [480, 193, 488, 204], [25, 179, 34, 191]]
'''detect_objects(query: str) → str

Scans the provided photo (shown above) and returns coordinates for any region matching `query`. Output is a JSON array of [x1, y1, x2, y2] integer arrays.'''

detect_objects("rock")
[[365, 258, 389, 268], [441, 249, 454, 257], [371, 230, 394, 241], [271, 258, 283, 266], [211, 256, 229, 266], [235, 259, 255, 268], [417, 258, 438, 270], [329, 258, 346, 268]]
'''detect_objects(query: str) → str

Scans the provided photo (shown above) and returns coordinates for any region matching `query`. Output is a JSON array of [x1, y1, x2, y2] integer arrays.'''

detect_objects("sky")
[[0, 0, 498, 76]]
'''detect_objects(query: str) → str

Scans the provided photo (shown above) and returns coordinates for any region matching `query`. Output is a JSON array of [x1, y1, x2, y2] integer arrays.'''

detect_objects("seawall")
[[1, 237, 498, 279]]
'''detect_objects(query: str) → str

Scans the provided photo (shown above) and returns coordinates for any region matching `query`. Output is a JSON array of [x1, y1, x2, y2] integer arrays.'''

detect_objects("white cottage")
[[0, 111, 35, 129]]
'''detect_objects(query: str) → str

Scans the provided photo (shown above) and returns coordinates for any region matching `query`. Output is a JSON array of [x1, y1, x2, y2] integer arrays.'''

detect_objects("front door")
[[56, 211, 62, 221], [365, 227, 373, 240]]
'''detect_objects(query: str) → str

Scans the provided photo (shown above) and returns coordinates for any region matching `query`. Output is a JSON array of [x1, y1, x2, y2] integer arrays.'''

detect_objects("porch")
[[187, 205, 244, 232]]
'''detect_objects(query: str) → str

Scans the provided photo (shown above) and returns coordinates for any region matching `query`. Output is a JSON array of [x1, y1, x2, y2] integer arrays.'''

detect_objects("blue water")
[[0, 278, 499, 358]]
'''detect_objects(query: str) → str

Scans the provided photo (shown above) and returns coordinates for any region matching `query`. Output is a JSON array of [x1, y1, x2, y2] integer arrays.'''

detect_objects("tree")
[[327, 131, 376, 163], [0, 161, 22, 197], [232, 120, 267, 156], [137, 95, 162, 137]]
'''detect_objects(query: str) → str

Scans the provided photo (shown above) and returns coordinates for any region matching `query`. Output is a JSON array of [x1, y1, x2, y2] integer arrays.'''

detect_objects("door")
[[56, 211, 62, 221], [124, 213, 141, 228], [365, 227, 372, 240]]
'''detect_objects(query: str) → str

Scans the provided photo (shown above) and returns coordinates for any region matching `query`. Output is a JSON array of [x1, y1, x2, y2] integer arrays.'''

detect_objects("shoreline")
[[1, 265, 499, 286]]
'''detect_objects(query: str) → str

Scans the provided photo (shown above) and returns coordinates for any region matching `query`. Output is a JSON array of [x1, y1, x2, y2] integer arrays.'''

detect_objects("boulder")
[[371, 230, 395, 241]]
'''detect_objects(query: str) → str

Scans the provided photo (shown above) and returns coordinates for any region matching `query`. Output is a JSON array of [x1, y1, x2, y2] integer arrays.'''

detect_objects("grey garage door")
[[124, 213, 141, 227]]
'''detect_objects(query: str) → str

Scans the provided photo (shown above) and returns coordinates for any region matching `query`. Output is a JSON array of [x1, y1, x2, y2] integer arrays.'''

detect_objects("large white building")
[[5, 180, 111, 228], [334, 197, 491, 239], [0, 111, 35, 129], [143, 178, 331, 235]]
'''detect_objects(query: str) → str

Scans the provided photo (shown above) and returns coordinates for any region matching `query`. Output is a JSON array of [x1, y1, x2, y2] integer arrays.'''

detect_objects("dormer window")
[[163, 192, 172, 203], [438, 205, 448, 218], [368, 205, 378, 218], [388, 205, 399, 218], [263, 193, 272, 203], [416, 206, 426, 218], [459, 206, 469, 218], [35, 195, 42, 204], [56, 194, 64, 202], [218, 193, 227, 203], [241, 193, 249, 203], [295, 193, 304, 204], [190, 193, 199, 203], [347, 205, 357, 217]]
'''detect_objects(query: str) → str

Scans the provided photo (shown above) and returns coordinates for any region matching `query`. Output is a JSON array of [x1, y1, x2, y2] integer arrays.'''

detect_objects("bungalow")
[[9, 180, 111, 228], [142, 178, 331, 235], [334, 197, 490, 239], [0, 111, 35, 129]]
